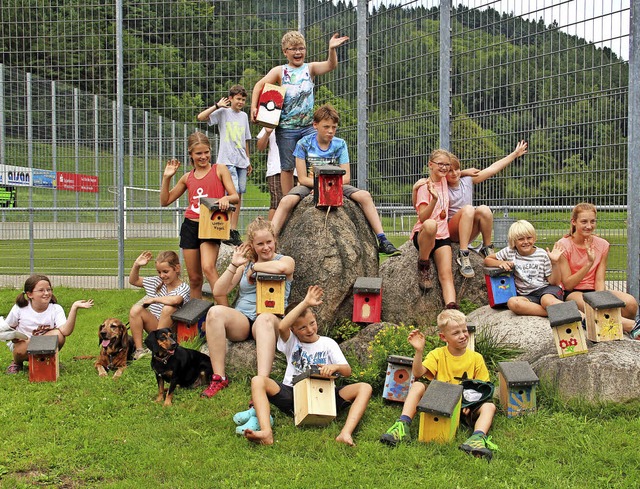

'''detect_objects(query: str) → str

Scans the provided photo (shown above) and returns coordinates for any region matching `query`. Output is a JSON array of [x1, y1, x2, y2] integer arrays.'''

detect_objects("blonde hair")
[[187, 132, 211, 167], [281, 31, 306, 51], [246, 217, 277, 262], [568, 202, 597, 237], [448, 152, 461, 170], [507, 220, 537, 249], [426, 149, 451, 175], [436, 309, 467, 332]]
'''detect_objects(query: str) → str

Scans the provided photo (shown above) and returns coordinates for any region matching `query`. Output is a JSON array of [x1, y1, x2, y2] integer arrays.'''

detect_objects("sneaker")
[[378, 239, 401, 257], [459, 432, 497, 461], [224, 229, 243, 247], [201, 374, 229, 398], [445, 302, 460, 310], [380, 420, 411, 446], [0, 329, 28, 341], [233, 406, 257, 426], [133, 348, 150, 360], [235, 414, 274, 435], [417, 260, 433, 291], [6, 362, 23, 374], [629, 318, 640, 340], [456, 250, 475, 278], [479, 245, 495, 258]]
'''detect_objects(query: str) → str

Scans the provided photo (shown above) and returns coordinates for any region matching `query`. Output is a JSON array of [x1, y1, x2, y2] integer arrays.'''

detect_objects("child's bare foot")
[[335, 432, 355, 446], [244, 429, 274, 445]]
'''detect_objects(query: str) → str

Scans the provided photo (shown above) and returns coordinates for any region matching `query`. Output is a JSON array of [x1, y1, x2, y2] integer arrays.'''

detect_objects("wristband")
[[214, 103, 219, 110]]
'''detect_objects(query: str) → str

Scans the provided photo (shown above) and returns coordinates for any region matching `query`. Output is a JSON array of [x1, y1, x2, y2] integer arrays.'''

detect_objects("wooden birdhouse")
[[255, 272, 287, 315], [352, 277, 383, 323], [313, 166, 346, 208], [546, 301, 588, 358], [255, 83, 287, 128], [293, 366, 337, 426], [198, 197, 236, 240], [466, 323, 476, 352], [417, 380, 463, 443], [170, 298, 213, 343], [582, 291, 625, 342], [382, 355, 415, 402], [27, 335, 59, 383], [497, 361, 539, 417], [484, 267, 517, 308]]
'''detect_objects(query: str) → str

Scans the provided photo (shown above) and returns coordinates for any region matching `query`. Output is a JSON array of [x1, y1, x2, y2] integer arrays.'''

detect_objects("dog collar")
[[154, 350, 175, 365]]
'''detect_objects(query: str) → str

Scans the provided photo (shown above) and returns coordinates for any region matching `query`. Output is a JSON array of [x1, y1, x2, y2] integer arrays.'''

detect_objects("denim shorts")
[[520, 285, 564, 304], [275, 126, 316, 172], [226, 166, 247, 195]]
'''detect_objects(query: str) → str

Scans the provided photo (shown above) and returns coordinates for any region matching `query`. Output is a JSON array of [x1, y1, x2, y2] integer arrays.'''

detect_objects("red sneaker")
[[201, 374, 229, 398]]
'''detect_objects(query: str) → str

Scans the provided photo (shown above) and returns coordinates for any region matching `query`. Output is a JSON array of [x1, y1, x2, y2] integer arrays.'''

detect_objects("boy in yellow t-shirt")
[[380, 309, 498, 460]]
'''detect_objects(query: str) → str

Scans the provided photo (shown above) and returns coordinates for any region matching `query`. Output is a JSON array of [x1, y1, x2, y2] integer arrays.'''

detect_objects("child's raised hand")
[[328, 33, 349, 49], [73, 299, 94, 309], [426, 180, 438, 200], [163, 159, 181, 178], [513, 140, 528, 157], [217, 97, 231, 109], [407, 329, 426, 351], [546, 243, 564, 264], [584, 236, 596, 264], [304, 285, 324, 307], [134, 251, 152, 267]]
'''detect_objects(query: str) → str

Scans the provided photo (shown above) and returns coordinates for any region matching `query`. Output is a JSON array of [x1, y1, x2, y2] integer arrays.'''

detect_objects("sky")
[[365, 0, 631, 60]]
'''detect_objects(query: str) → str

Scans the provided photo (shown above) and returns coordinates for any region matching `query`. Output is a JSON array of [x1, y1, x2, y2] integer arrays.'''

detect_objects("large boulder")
[[278, 195, 379, 331], [467, 306, 640, 402], [380, 241, 489, 326]]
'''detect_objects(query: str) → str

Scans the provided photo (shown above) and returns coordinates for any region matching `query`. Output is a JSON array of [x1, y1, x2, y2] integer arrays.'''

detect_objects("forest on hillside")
[[0, 1, 630, 206]]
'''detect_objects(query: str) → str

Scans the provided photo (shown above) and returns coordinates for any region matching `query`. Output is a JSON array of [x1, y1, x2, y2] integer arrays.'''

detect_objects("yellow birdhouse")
[[417, 380, 463, 443], [583, 291, 625, 342], [255, 272, 287, 315], [198, 197, 236, 240], [547, 301, 588, 358], [497, 361, 539, 417]]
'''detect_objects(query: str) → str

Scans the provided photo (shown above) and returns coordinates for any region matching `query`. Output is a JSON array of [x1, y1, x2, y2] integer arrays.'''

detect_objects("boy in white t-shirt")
[[236, 285, 372, 446]]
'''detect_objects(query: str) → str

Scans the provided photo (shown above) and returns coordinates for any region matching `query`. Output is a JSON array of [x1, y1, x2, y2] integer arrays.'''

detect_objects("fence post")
[[0, 64, 4, 222], [116, 0, 125, 288], [628, 1, 640, 300], [74, 87, 80, 222], [27, 72, 34, 273], [439, 0, 451, 150], [94, 94, 99, 220], [356, 0, 368, 191], [52, 81, 58, 222]]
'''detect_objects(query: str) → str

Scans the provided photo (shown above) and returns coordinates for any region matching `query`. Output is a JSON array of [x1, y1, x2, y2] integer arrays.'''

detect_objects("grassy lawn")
[[0, 287, 639, 488]]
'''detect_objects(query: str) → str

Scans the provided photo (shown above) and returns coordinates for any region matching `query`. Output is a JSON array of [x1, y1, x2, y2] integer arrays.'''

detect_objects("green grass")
[[1, 287, 639, 488]]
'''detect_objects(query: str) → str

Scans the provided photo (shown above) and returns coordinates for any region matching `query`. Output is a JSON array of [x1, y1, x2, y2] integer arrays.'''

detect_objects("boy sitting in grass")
[[236, 285, 372, 446], [380, 309, 498, 460]]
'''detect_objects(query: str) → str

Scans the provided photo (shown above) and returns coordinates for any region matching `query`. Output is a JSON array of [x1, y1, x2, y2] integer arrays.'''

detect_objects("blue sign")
[[33, 169, 57, 189]]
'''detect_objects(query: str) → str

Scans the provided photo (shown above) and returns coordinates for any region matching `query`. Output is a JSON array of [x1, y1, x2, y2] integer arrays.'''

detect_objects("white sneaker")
[[0, 329, 28, 341], [133, 348, 151, 360], [456, 251, 475, 278]]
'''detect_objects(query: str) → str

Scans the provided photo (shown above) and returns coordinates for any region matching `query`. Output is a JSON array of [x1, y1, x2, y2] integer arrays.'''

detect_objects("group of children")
[[2, 29, 639, 459]]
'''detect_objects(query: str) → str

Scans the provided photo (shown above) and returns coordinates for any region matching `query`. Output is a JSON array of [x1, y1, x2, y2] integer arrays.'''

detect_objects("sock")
[[399, 415, 412, 424], [376, 233, 387, 242], [459, 249, 469, 256], [473, 430, 485, 436]]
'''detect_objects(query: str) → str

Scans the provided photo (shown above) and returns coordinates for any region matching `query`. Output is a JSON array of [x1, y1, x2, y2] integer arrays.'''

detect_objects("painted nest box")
[[546, 301, 588, 358], [292, 365, 337, 427], [417, 380, 463, 443], [27, 335, 59, 382], [170, 298, 212, 343], [352, 277, 382, 323], [255, 83, 286, 128], [198, 197, 236, 240], [466, 322, 477, 352], [497, 361, 539, 417], [483, 266, 516, 308], [313, 166, 346, 208], [583, 290, 625, 342], [382, 355, 415, 403], [255, 272, 287, 315]]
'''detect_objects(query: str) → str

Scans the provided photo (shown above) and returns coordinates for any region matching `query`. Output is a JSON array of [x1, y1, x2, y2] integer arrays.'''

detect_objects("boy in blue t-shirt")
[[271, 104, 400, 256]]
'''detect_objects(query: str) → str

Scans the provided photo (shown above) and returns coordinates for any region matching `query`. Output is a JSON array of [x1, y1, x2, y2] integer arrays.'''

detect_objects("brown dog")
[[95, 318, 134, 378]]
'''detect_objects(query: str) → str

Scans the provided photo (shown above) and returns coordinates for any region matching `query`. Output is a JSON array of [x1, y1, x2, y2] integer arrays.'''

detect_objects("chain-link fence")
[[0, 0, 636, 296]]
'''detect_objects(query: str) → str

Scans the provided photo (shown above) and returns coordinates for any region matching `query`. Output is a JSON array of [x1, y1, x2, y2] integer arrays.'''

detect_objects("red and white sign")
[[57, 172, 99, 193]]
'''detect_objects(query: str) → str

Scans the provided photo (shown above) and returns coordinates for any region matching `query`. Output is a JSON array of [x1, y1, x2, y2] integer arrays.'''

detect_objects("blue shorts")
[[520, 285, 564, 304], [275, 126, 316, 172], [226, 166, 248, 195]]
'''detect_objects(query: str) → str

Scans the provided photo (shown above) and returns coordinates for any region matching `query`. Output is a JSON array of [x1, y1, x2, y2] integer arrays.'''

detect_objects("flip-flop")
[[233, 407, 256, 426], [235, 415, 274, 435]]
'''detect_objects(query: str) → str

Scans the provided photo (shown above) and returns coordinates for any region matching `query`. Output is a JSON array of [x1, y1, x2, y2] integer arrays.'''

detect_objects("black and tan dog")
[[144, 328, 213, 406], [95, 318, 134, 379]]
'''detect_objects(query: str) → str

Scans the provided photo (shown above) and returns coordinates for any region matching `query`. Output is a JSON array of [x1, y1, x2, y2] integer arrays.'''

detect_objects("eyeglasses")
[[431, 161, 451, 169], [32, 288, 53, 294], [286, 47, 306, 53]]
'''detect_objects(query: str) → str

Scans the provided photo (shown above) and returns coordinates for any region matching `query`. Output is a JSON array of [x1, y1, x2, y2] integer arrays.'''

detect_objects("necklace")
[[432, 178, 447, 219]]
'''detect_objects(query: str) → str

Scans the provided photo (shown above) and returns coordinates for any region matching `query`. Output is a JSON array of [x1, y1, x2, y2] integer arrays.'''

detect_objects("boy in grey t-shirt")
[[483, 219, 565, 317], [197, 85, 252, 246]]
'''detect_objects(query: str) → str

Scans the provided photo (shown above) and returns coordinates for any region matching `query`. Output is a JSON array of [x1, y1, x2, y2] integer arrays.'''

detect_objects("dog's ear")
[[144, 330, 157, 353], [98, 322, 105, 345]]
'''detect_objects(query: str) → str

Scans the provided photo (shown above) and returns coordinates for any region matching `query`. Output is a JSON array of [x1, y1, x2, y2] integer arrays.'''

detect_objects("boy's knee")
[[129, 304, 145, 317]]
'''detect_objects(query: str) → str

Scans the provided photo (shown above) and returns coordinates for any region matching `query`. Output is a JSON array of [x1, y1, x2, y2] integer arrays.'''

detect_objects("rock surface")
[[467, 306, 640, 402], [380, 241, 489, 326], [278, 195, 379, 332]]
